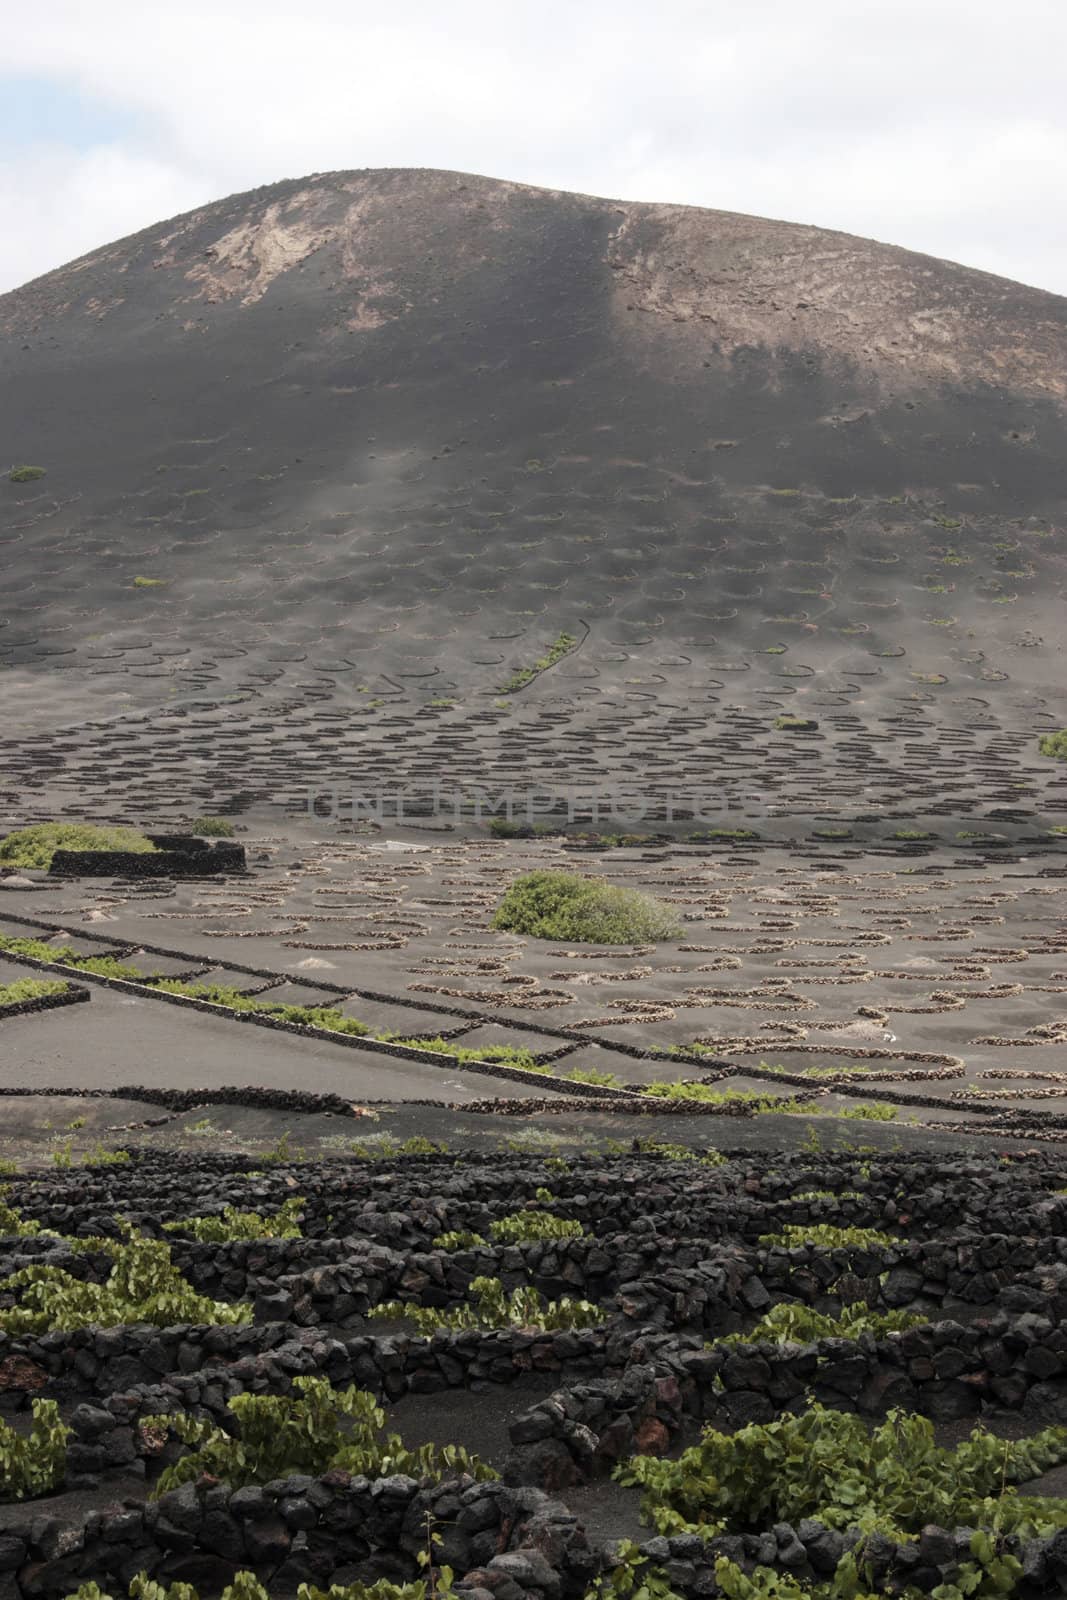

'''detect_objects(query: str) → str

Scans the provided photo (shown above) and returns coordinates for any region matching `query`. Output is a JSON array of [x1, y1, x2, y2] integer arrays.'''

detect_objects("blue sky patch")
[[0, 75, 138, 151]]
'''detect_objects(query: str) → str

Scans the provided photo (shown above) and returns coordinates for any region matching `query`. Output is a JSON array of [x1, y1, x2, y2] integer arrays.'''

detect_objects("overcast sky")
[[2, 0, 1066, 296]]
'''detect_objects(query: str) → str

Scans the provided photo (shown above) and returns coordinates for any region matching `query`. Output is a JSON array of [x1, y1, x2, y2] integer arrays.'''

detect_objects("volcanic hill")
[[1, 168, 1065, 826]]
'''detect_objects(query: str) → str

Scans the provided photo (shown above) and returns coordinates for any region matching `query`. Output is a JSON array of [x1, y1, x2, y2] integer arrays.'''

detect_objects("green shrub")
[[0, 1229, 251, 1333], [163, 1196, 304, 1241], [431, 1229, 487, 1250], [0, 977, 71, 1007], [565, 1064, 624, 1088], [616, 1403, 1067, 1540], [146, 1375, 495, 1495], [723, 1301, 926, 1346], [0, 1187, 48, 1237], [190, 815, 236, 836], [488, 1209, 584, 1243], [1039, 730, 1067, 761], [0, 823, 157, 870], [0, 1399, 69, 1500], [369, 1275, 602, 1333], [758, 1223, 898, 1251], [493, 869, 680, 944], [393, 1036, 538, 1067], [774, 715, 818, 731], [8, 464, 45, 483]]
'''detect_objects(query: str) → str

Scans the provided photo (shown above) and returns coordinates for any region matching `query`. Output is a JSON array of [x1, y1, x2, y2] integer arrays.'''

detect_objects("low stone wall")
[[504, 1308, 1067, 1488], [3, 1472, 594, 1599], [631, 1521, 1067, 1600], [48, 841, 246, 877], [0, 985, 89, 1021]]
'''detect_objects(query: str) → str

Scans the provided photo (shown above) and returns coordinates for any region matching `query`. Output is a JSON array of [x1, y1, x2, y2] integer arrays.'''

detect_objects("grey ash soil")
[[0, 170, 1065, 1154], [0, 169, 1064, 833]]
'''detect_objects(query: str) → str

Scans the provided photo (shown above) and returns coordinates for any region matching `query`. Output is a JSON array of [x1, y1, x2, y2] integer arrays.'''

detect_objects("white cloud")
[[2, 0, 1066, 294]]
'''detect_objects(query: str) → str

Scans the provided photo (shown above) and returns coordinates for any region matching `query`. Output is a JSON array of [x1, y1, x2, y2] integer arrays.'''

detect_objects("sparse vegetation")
[[1038, 729, 1067, 760], [0, 822, 157, 870], [493, 869, 681, 944], [189, 815, 236, 836], [758, 1223, 899, 1250], [499, 631, 577, 693], [0, 977, 71, 1007]]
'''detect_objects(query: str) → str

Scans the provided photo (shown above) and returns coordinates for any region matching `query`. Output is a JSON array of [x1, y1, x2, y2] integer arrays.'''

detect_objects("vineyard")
[[1, 1146, 1067, 1598]]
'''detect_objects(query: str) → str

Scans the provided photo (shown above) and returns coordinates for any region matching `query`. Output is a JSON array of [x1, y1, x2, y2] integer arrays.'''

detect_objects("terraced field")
[[4, 1148, 1067, 1598]]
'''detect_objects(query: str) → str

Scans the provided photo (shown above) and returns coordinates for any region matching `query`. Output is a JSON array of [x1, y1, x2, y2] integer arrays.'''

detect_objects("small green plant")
[[493, 869, 680, 944], [132, 575, 166, 588], [190, 815, 236, 836], [393, 1035, 538, 1068], [774, 715, 818, 731], [758, 1223, 899, 1250], [1039, 730, 1067, 761], [431, 1229, 487, 1250], [0, 1399, 69, 1500], [8, 464, 45, 483], [260, 1131, 305, 1164], [499, 630, 577, 693], [488, 1209, 584, 1243], [164, 1196, 304, 1241], [370, 1275, 602, 1333], [82, 1144, 132, 1167], [0, 1187, 47, 1236], [147, 1376, 495, 1496], [565, 1064, 624, 1088]]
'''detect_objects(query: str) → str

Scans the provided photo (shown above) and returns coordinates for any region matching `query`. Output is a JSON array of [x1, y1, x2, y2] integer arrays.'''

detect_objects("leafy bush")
[[1039, 729, 1067, 760], [774, 716, 818, 731], [565, 1064, 624, 1087], [190, 815, 236, 835], [147, 1375, 495, 1495], [369, 1275, 603, 1333], [8, 464, 45, 482], [758, 1224, 899, 1251], [0, 1229, 251, 1333], [488, 1209, 584, 1243], [0, 977, 71, 1007], [493, 869, 680, 944], [0, 823, 157, 869], [0, 1399, 69, 1500], [617, 1403, 1067, 1540], [723, 1301, 926, 1346], [163, 1196, 304, 1242], [431, 1229, 488, 1250]]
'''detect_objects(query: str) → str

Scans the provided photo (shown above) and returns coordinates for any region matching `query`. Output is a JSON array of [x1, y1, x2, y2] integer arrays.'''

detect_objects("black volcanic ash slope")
[[1, 168, 1066, 818]]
